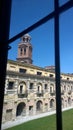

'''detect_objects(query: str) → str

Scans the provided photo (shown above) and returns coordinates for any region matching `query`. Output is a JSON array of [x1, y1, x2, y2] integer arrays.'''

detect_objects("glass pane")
[[60, 8, 73, 130], [59, 0, 69, 6], [2, 18, 56, 129], [9, 0, 54, 38]]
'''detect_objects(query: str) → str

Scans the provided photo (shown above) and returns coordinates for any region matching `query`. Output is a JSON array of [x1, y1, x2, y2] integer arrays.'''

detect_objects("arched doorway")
[[16, 102, 26, 116], [50, 99, 54, 108], [36, 100, 43, 113], [68, 97, 71, 106]]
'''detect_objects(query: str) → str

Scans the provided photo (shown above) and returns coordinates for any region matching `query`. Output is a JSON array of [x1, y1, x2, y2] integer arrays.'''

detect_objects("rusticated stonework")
[[2, 34, 73, 123]]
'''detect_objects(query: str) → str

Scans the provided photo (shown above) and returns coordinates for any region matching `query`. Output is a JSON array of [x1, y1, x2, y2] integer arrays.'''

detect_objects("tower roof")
[[21, 34, 31, 43], [17, 34, 33, 64]]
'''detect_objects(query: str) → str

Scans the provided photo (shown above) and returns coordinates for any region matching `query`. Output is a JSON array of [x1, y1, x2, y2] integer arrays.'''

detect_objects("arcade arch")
[[50, 99, 54, 108], [16, 102, 26, 116], [36, 100, 43, 112]]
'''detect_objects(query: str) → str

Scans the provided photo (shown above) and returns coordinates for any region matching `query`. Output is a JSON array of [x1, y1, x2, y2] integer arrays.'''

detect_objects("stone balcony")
[[18, 91, 28, 98], [50, 91, 55, 96], [36, 90, 43, 97]]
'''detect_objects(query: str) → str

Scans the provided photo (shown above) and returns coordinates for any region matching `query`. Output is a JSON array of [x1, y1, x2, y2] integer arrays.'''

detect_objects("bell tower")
[[17, 34, 33, 64]]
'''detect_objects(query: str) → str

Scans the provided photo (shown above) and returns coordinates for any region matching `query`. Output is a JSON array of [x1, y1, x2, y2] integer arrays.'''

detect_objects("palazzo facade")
[[2, 34, 73, 123]]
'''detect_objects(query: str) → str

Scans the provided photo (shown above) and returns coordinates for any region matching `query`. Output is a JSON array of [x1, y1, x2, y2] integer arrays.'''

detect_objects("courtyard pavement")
[[2, 106, 73, 130]]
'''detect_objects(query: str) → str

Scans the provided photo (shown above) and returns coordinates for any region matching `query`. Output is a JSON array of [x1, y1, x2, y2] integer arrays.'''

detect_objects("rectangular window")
[[49, 74, 54, 77], [30, 83, 33, 89], [45, 84, 47, 89], [8, 81, 14, 89], [19, 68, 26, 73], [67, 77, 69, 80], [29, 106, 33, 110], [37, 72, 42, 75]]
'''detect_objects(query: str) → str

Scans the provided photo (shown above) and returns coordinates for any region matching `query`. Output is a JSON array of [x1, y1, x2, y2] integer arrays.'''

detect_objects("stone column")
[[14, 79, 19, 94], [48, 98, 50, 111], [26, 101, 29, 116], [54, 98, 56, 109], [12, 104, 16, 120], [48, 82, 50, 93], [33, 100, 36, 115], [27, 80, 30, 94], [33, 81, 37, 98], [53, 84, 55, 93], [42, 81, 45, 93], [43, 99, 46, 112], [5, 78, 9, 94]]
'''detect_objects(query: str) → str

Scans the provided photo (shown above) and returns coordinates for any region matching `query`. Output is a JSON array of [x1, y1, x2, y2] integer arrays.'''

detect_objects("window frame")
[[0, 1, 73, 130]]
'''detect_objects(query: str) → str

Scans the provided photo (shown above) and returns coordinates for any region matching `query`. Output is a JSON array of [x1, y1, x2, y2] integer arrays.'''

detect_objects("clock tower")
[[17, 34, 33, 64]]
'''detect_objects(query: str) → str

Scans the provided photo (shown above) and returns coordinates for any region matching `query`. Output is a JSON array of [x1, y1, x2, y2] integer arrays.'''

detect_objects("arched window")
[[20, 85, 23, 93], [50, 84, 54, 93], [38, 86, 40, 92], [24, 48, 26, 55], [37, 83, 42, 93], [20, 48, 23, 55], [18, 82, 26, 94]]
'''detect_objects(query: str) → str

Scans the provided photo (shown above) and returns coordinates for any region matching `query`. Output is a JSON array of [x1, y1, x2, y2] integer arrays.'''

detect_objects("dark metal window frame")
[[19, 68, 27, 73], [0, 0, 73, 130]]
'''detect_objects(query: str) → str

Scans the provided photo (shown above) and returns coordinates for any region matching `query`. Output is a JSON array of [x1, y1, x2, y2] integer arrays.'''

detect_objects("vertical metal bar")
[[54, 0, 62, 130], [0, 0, 12, 129]]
